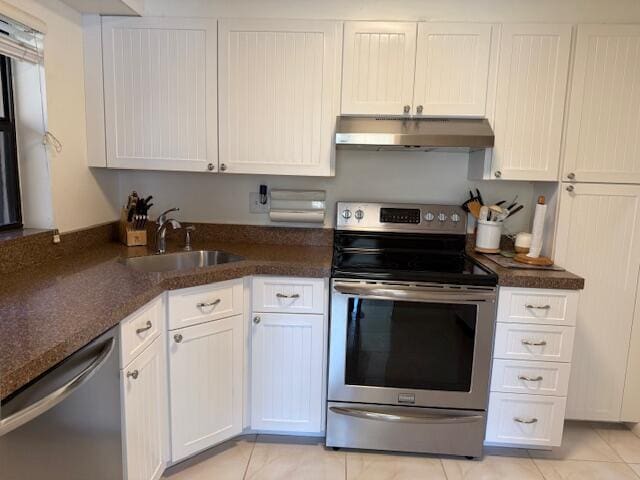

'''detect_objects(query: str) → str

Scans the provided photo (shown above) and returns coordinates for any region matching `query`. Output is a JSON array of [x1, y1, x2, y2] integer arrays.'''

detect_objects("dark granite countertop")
[[469, 250, 585, 290], [0, 239, 332, 400], [1, 225, 584, 401]]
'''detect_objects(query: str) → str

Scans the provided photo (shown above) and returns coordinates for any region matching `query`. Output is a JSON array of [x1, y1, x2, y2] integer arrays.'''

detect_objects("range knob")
[[354, 209, 364, 220], [424, 212, 435, 222], [437, 212, 447, 222], [341, 209, 352, 219], [451, 213, 461, 223]]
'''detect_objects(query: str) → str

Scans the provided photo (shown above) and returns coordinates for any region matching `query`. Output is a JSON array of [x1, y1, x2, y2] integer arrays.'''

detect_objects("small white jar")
[[515, 232, 533, 253]]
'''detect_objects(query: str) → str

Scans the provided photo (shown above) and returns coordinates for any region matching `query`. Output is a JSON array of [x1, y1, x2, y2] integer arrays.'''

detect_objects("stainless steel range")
[[326, 202, 498, 458]]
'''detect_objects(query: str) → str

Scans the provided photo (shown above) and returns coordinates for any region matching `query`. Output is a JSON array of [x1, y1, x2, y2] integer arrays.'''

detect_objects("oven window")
[[345, 298, 476, 392]]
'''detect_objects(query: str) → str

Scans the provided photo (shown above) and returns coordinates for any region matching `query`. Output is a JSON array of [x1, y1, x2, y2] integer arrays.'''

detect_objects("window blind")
[[0, 17, 43, 64]]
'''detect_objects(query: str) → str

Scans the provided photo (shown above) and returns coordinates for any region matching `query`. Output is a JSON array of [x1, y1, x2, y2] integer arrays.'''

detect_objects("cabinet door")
[[251, 313, 325, 433], [563, 25, 640, 184], [121, 337, 167, 480], [168, 315, 243, 461], [413, 23, 492, 117], [555, 184, 640, 421], [102, 17, 217, 172], [341, 22, 417, 115], [218, 19, 342, 176], [490, 24, 572, 181]]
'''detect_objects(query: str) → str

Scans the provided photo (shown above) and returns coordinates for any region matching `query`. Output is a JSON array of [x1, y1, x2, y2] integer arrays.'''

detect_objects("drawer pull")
[[525, 304, 551, 310], [197, 299, 221, 309], [514, 417, 538, 424], [521, 339, 547, 346], [135, 321, 153, 334], [518, 375, 543, 382], [276, 293, 300, 299], [126, 370, 139, 380]]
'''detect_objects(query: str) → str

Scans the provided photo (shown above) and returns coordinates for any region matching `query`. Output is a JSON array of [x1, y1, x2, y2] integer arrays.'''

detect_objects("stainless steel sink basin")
[[122, 250, 244, 273]]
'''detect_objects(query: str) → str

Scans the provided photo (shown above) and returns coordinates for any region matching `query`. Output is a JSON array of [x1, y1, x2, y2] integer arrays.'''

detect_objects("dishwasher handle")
[[0, 337, 115, 437]]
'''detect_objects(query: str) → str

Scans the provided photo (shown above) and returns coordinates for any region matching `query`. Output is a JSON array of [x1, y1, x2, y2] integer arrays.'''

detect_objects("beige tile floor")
[[163, 421, 640, 480]]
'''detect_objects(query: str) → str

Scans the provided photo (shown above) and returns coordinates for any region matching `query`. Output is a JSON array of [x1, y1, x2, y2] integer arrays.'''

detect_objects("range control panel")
[[336, 202, 467, 234]]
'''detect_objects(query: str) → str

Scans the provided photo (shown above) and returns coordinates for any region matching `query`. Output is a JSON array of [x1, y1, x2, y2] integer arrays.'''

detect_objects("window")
[[0, 53, 20, 230]]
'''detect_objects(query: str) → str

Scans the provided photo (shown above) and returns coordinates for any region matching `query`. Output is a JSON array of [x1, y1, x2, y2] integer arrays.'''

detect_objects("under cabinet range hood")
[[335, 116, 494, 151]]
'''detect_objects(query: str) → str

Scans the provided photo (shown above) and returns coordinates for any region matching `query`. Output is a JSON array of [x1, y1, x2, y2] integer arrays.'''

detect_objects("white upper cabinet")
[[555, 183, 640, 421], [101, 17, 218, 172], [341, 22, 417, 115], [563, 25, 640, 184], [486, 24, 572, 181], [413, 23, 493, 117], [341, 22, 493, 116], [218, 19, 342, 176]]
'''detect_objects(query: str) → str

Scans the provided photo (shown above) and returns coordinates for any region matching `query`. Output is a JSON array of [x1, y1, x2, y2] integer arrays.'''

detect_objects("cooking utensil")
[[467, 200, 482, 219], [479, 206, 489, 221], [506, 204, 524, 218]]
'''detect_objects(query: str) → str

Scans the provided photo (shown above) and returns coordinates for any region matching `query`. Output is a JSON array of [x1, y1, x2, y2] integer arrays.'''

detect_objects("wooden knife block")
[[119, 208, 147, 247]]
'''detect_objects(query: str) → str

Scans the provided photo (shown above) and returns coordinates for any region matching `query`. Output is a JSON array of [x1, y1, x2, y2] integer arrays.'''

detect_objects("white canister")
[[475, 220, 502, 253]]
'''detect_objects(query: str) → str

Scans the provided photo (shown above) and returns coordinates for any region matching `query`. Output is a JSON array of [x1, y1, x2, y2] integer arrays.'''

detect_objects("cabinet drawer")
[[485, 392, 566, 447], [120, 295, 164, 368], [497, 287, 578, 326], [252, 277, 326, 314], [168, 279, 243, 330], [494, 323, 575, 362], [491, 359, 571, 396]]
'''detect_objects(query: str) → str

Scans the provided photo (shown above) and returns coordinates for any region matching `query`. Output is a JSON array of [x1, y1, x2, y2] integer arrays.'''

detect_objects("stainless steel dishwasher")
[[0, 327, 124, 480]]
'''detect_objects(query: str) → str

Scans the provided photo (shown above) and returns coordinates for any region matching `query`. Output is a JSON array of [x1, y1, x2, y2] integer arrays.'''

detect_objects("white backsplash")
[[118, 150, 538, 234]]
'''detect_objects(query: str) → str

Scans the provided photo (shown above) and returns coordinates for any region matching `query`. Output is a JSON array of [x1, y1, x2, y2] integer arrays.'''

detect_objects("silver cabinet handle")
[[174, 334, 183, 343], [514, 417, 538, 424], [403, 105, 411, 114], [253, 316, 261, 324], [566, 185, 575, 192], [220, 163, 227, 172], [416, 105, 424, 114], [207, 163, 215, 171], [494, 171, 502, 178], [127, 370, 139, 380], [518, 375, 543, 382], [567, 172, 576, 180], [525, 304, 551, 310], [276, 293, 300, 299], [135, 320, 152, 334], [0, 338, 114, 437], [197, 299, 221, 309], [522, 339, 547, 346]]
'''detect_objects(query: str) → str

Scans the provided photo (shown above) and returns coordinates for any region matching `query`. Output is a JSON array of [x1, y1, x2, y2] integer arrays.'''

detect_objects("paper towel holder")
[[514, 196, 553, 266]]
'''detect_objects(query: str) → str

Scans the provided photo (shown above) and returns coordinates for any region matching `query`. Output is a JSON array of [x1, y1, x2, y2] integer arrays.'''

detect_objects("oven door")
[[328, 280, 496, 410]]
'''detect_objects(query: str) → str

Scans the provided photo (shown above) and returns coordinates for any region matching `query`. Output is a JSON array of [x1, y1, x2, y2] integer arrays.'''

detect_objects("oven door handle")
[[333, 282, 495, 303], [329, 406, 484, 424]]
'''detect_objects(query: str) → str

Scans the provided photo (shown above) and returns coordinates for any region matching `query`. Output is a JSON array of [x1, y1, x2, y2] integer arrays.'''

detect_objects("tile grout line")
[[439, 457, 450, 480], [242, 435, 259, 480]]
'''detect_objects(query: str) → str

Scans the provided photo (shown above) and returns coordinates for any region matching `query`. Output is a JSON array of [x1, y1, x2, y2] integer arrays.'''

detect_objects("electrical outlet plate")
[[250, 192, 270, 214]]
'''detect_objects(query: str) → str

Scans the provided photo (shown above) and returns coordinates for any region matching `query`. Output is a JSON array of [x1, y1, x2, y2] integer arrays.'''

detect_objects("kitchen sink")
[[122, 250, 244, 273]]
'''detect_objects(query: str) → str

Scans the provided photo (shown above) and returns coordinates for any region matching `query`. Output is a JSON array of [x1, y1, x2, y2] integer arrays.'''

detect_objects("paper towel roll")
[[269, 210, 325, 223], [527, 199, 546, 258]]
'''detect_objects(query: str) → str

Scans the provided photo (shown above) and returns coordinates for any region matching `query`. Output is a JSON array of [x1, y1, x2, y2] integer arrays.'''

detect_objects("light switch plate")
[[250, 192, 270, 214]]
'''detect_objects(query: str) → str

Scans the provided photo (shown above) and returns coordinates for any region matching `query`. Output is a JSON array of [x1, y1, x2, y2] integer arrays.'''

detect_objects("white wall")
[[5, 0, 119, 233], [144, 0, 640, 22], [119, 151, 535, 234]]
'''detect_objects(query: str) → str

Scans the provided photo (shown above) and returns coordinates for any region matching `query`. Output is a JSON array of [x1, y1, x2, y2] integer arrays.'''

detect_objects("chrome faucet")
[[155, 207, 182, 254]]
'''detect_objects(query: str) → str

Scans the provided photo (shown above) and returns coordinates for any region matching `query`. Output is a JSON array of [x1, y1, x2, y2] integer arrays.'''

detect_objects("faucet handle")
[[184, 225, 195, 251], [157, 207, 179, 224]]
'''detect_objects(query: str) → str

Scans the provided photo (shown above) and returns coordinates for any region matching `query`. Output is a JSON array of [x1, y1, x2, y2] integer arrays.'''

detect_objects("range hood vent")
[[335, 116, 495, 151]]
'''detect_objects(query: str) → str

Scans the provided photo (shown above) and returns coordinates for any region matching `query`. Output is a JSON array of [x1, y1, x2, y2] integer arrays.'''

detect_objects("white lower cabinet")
[[121, 337, 167, 480], [485, 287, 579, 449], [486, 393, 566, 448], [119, 296, 168, 480], [251, 312, 325, 433], [250, 276, 328, 434], [168, 314, 244, 461]]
